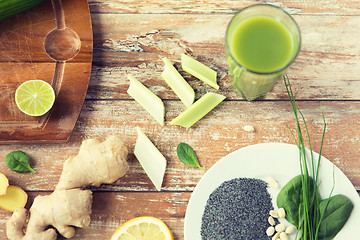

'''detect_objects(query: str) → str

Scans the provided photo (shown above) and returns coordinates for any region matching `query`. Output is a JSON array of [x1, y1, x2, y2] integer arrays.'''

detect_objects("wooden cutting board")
[[0, 0, 93, 143]]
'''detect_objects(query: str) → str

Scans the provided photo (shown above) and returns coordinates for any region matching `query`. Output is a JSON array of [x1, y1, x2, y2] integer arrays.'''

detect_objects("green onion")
[[284, 75, 331, 239]]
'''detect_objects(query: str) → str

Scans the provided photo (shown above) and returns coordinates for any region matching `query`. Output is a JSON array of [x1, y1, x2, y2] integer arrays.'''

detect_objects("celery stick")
[[161, 57, 195, 108], [127, 74, 165, 126], [181, 54, 219, 90], [134, 127, 166, 191], [171, 92, 226, 128]]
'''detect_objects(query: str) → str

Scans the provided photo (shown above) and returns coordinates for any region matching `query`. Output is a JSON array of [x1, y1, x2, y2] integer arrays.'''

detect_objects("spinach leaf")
[[318, 194, 354, 240], [5, 150, 36, 173], [282, 76, 353, 239], [276, 174, 318, 227], [177, 143, 205, 171]]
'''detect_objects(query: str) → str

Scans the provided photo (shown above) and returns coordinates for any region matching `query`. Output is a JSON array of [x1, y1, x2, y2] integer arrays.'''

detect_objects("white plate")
[[184, 143, 360, 240]]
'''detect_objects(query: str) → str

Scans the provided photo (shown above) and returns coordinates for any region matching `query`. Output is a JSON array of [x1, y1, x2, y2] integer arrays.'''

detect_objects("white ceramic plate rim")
[[184, 143, 360, 240]]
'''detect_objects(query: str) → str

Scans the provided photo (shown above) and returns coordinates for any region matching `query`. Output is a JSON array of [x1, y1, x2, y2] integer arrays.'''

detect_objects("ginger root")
[[0, 186, 28, 212], [0, 173, 9, 195], [6, 136, 129, 240], [0, 173, 28, 212]]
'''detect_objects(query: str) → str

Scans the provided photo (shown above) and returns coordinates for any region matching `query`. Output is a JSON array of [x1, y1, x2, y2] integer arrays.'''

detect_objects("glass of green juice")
[[226, 4, 301, 101]]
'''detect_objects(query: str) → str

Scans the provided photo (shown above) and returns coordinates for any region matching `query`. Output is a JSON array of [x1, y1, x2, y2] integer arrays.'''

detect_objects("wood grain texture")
[[0, 0, 93, 142], [1, 0, 360, 239], [0, 62, 92, 142], [0, 101, 359, 191], [0, 1, 92, 63], [88, 0, 360, 15], [88, 13, 360, 100], [0, 192, 190, 240]]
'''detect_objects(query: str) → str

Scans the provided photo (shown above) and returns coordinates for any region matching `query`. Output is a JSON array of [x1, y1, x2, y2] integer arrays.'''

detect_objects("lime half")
[[15, 80, 55, 117]]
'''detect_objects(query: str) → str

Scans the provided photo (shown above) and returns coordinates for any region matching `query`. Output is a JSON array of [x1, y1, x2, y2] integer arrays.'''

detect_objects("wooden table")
[[1, 0, 360, 239]]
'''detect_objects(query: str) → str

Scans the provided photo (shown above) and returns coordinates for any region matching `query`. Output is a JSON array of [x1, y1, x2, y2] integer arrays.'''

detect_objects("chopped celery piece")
[[171, 92, 226, 128], [134, 127, 167, 191], [161, 57, 195, 108], [181, 54, 219, 90], [127, 74, 165, 126]]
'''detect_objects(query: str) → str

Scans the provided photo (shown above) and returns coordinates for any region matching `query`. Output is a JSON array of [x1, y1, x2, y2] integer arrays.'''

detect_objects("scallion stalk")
[[284, 75, 333, 239]]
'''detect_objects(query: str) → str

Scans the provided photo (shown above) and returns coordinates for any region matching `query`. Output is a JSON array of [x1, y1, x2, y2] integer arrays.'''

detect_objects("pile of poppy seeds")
[[201, 178, 275, 240]]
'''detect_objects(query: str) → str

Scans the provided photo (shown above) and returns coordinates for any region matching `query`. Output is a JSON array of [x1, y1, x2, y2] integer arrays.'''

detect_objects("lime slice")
[[111, 216, 174, 240], [15, 80, 55, 117]]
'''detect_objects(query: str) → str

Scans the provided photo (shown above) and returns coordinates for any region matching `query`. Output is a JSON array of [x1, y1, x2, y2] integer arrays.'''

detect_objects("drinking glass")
[[226, 4, 301, 101]]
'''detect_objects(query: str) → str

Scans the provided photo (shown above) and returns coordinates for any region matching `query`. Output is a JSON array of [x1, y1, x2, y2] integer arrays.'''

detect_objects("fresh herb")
[[177, 143, 205, 171], [317, 194, 353, 239], [277, 75, 353, 239], [277, 175, 318, 228], [5, 150, 36, 173]]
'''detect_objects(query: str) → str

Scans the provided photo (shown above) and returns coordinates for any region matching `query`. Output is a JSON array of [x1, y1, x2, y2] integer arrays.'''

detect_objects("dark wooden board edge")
[[0, 0, 93, 143]]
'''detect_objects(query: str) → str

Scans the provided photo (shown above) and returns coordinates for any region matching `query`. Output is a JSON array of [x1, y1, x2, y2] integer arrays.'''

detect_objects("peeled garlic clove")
[[280, 232, 289, 240], [266, 226, 275, 236], [268, 216, 275, 226], [266, 177, 279, 188], [275, 223, 286, 232], [272, 232, 280, 240], [243, 125, 255, 132], [269, 210, 279, 218], [278, 208, 286, 218], [285, 225, 295, 234]]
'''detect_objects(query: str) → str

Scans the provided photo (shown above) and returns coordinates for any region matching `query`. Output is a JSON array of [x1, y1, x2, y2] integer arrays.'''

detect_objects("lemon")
[[15, 80, 55, 117], [111, 216, 174, 240]]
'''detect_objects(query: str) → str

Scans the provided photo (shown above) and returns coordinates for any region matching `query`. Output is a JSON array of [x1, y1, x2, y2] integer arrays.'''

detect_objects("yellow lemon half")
[[15, 80, 55, 117], [111, 216, 174, 240]]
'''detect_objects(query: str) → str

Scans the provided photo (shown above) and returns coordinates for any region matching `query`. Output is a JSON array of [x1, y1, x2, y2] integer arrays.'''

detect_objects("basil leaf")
[[176, 143, 205, 171], [5, 150, 36, 173], [318, 194, 354, 240], [276, 174, 318, 227]]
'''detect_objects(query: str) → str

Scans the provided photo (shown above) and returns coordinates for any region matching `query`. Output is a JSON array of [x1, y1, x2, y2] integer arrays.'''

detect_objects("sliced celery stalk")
[[171, 92, 226, 128], [134, 127, 166, 191], [181, 54, 219, 90], [161, 57, 195, 108], [127, 74, 165, 126]]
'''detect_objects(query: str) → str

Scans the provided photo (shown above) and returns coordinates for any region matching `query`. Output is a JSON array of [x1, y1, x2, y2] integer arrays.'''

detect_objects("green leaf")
[[5, 150, 36, 173], [281, 76, 353, 239], [318, 194, 354, 240], [276, 174, 318, 227], [176, 143, 205, 171]]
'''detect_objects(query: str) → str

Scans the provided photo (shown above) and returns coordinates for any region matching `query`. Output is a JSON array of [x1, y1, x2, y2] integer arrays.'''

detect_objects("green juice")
[[226, 10, 300, 101], [230, 16, 293, 73]]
